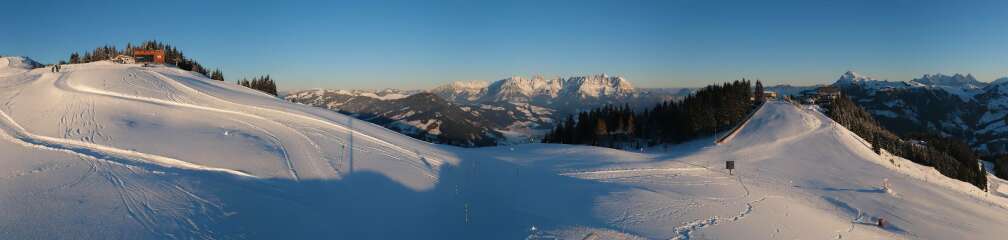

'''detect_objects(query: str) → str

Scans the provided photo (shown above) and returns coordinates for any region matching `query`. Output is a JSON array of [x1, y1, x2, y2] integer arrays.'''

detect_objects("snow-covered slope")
[[0, 56, 42, 77], [0, 60, 464, 238], [1, 60, 1006, 239]]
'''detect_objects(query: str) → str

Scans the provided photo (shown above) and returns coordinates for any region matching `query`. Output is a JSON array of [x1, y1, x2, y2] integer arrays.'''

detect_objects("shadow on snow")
[[170, 156, 633, 239]]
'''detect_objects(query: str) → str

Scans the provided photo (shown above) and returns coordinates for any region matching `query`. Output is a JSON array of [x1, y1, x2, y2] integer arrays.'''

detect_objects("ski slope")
[[1, 58, 1007, 239]]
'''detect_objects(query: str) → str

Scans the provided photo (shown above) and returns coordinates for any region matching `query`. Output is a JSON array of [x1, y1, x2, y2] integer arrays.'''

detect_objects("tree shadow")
[[178, 156, 632, 239], [820, 187, 885, 193]]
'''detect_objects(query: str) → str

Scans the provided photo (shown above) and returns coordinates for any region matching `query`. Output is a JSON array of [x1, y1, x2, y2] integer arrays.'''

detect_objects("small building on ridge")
[[132, 49, 165, 64]]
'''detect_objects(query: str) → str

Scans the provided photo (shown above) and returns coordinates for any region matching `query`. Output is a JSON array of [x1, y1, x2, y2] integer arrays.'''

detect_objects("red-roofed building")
[[132, 49, 165, 64]]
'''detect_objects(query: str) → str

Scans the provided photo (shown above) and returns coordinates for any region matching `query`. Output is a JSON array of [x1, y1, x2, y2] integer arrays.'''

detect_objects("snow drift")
[[1, 57, 1006, 239]]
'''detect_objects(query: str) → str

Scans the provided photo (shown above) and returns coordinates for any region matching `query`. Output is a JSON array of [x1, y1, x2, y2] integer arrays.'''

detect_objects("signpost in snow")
[[726, 160, 735, 175]]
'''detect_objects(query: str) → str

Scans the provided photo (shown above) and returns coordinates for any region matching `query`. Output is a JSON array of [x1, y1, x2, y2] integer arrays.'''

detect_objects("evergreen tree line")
[[210, 69, 225, 81], [238, 75, 278, 96], [544, 79, 756, 147], [542, 104, 638, 146], [827, 93, 987, 190], [66, 40, 224, 81]]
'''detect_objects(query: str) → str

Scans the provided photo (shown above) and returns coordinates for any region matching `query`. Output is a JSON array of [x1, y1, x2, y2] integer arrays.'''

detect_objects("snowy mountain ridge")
[[828, 70, 1008, 154], [991, 77, 1008, 86], [432, 74, 635, 104], [289, 74, 679, 146], [910, 73, 987, 88], [832, 70, 910, 91], [908, 73, 989, 101], [289, 88, 421, 101], [429, 80, 491, 102], [0, 56, 42, 76], [833, 71, 1000, 101]]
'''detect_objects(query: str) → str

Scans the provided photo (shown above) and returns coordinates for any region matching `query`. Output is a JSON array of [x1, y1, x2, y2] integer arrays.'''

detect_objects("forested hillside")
[[826, 94, 987, 189], [66, 40, 221, 79], [543, 79, 755, 147]]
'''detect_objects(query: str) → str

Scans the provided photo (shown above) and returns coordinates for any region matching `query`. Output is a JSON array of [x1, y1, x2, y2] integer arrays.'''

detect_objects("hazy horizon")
[[6, 0, 1008, 90]]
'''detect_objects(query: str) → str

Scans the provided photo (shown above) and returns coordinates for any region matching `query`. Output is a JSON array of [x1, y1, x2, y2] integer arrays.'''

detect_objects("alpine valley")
[[285, 74, 687, 146], [829, 71, 1008, 155]]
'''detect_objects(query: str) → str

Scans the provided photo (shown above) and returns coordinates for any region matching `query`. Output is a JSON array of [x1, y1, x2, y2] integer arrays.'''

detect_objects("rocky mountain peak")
[[911, 73, 987, 89]]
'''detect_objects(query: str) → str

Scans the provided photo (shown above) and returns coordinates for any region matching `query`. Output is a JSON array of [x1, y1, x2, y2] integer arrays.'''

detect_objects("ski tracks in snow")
[[53, 70, 310, 180], [58, 97, 111, 144], [101, 163, 229, 239], [0, 107, 257, 178], [151, 70, 442, 179]]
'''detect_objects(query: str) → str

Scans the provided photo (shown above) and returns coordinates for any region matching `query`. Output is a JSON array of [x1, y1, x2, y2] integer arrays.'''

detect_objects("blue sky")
[[4, 0, 1008, 90]]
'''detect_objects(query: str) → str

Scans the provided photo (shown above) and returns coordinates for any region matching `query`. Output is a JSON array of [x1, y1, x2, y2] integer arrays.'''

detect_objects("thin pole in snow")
[[348, 117, 354, 174], [464, 203, 470, 224]]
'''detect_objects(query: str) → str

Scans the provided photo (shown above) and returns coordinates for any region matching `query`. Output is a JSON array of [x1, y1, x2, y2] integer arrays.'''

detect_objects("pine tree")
[[626, 115, 636, 136], [237, 75, 279, 96], [595, 118, 608, 136], [872, 134, 881, 154], [210, 69, 224, 81]]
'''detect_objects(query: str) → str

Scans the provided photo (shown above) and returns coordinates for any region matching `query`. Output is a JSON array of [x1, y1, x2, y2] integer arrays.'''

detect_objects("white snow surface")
[[0, 56, 42, 77], [1, 61, 1007, 239]]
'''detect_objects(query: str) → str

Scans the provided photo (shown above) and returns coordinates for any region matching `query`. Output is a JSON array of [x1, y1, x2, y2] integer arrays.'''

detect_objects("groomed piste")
[[1, 58, 1007, 239]]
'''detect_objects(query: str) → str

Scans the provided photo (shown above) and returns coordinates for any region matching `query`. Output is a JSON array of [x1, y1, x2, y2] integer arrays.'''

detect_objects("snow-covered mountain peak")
[[832, 71, 908, 91], [835, 70, 877, 85], [841, 70, 864, 80], [907, 73, 989, 101], [431, 73, 638, 105], [482, 76, 539, 102], [291, 88, 417, 100], [563, 74, 634, 97], [0, 56, 42, 69], [429, 80, 491, 102], [443, 80, 491, 90], [829, 70, 999, 102], [0, 56, 43, 76], [911, 73, 988, 89], [992, 77, 1008, 85]]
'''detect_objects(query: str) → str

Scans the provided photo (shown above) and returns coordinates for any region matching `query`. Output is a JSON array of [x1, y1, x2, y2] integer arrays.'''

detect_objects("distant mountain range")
[[820, 70, 1008, 155], [285, 70, 1008, 152], [286, 74, 688, 147]]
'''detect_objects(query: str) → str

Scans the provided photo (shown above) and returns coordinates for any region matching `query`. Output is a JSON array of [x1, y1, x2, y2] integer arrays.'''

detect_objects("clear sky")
[[4, 0, 1008, 90]]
